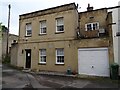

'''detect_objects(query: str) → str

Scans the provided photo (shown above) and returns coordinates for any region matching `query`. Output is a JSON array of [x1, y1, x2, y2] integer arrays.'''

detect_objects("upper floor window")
[[39, 49, 46, 64], [26, 23, 32, 36], [40, 20, 47, 34], [56, 48, 64, 64], [56, 17, 64, 32], [85, 22, 99, 31]]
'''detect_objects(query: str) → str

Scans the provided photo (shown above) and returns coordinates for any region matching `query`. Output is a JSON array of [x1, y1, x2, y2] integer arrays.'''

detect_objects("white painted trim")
[[78, 47, 108, 51]]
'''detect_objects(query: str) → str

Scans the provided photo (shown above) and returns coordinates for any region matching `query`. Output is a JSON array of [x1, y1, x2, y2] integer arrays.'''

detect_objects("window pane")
[[57, 25, 64, 31], [26, 23, 32, 30], [93, 23, 98, 30], [87, 24, 92, 31], [40, 49, 46, 55], [41, 56, 46, 62], [57, 18, 63, 26], [27, 30, 32, 35], [57, 49, 64, 55], [41, 28, 46, 33], [40, 21, 46, 27]]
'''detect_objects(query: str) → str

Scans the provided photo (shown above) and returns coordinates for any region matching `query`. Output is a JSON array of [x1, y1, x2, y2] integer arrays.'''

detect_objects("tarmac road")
[[2, 64, 120, 89]]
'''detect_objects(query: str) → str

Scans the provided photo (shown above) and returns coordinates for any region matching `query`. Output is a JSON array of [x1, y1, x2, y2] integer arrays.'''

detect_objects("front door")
[[25, 49, 31, 68]]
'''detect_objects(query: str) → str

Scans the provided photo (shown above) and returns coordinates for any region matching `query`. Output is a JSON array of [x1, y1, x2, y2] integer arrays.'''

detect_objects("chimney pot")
[[87, 3, 93, 11]]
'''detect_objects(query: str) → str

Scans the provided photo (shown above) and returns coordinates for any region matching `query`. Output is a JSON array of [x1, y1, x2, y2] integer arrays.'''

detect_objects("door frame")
[[25, 49, 31, 69]]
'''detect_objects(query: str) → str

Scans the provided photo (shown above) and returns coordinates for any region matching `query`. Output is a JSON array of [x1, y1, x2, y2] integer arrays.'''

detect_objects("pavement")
[[2, 64, 120, 89]]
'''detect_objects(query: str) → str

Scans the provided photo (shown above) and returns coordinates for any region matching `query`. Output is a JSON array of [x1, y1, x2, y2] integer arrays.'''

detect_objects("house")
[[12, 3, 115, 77], [107, 1, 120, 74], [77, 4, 114, 77], [2, 26, 18, 59], [0, 23, 2, 61], [118, 2, 120, 74]]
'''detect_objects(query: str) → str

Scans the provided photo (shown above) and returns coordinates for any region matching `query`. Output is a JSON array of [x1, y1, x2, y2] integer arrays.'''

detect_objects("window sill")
[[38, 34, 47, 36], [25, 35, 32, 37], [55, 31, 64, 34], [38, 63, 46, 65], [55, 63, 64, 65]]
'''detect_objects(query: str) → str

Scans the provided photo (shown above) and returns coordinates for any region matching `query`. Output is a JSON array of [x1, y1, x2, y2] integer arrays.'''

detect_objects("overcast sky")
[[0, 0, 120, 35]]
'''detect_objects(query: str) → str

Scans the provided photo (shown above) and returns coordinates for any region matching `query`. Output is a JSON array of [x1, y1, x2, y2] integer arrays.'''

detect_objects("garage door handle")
[[92, 66, 94, 68]]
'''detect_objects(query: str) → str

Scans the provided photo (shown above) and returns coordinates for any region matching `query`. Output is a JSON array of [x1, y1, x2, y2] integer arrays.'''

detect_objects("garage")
[[78, 48, 110, 77]]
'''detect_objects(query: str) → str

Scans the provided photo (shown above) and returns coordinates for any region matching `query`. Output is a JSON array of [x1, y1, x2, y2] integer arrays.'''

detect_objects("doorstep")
[[22, 69, 31, 73]]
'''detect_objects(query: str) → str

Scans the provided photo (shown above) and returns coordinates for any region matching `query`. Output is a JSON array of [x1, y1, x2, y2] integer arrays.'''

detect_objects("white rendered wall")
[[118, 1, 120, 66], [108, 8, 119, 64]]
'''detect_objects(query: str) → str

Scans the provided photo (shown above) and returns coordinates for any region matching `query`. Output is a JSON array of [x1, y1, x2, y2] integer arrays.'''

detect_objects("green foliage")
[[2, 55, 10, 64], [2, 25, 8, 32]]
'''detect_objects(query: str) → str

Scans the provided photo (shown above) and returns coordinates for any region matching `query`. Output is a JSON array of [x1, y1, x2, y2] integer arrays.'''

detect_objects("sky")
[[0, 0, 120, 35]]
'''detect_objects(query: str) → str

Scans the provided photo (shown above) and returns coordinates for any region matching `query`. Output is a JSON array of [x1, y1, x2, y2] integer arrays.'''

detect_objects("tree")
[[2, 25, 8, 32]]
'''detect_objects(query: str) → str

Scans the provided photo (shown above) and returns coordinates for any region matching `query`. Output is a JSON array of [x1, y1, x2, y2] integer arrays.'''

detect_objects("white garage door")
[[78, 48, 110, 77]]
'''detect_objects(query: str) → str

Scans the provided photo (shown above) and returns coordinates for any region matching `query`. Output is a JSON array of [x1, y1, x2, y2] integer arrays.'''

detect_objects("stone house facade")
[[11, 3, 115, 77], [2, 31, 18, 59]]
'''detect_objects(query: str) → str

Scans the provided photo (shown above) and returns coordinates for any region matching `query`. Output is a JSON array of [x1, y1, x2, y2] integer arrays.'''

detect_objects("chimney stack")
[[87, 3, 93, 11]]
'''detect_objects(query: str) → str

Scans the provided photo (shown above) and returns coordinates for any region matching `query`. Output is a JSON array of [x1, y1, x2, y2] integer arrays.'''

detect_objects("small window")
[[39, 49, 46, 64], [85, 22, 99, 31], [56, 17, 64, 32], [26, 23, 32, 36], [56, 48, 64, 64], [40, 20, 47, 34], [87, 24, 92, 31], [93, 23, 99, 30]]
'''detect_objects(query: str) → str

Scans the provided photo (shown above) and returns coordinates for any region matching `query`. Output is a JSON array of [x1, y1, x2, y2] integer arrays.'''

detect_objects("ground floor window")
[[39, 49, 46, 64], [56, 48, 64, 64]]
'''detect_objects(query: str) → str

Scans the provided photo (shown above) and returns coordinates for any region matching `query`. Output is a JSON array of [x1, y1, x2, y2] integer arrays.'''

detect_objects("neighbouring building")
[[0, 23, 2, 61], [118, 2, 120, 70], [107, 2, 120, 74], [12, 3, 116, 77], [2, 26, 18, 59]]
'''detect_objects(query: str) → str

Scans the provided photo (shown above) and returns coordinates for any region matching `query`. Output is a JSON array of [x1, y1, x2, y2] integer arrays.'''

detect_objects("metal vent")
[[99, 29, 105, 34]]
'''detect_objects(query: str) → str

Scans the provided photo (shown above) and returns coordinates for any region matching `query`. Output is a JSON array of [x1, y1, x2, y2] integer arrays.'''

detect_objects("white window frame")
[[85, 22, 99, 31], [40, 20, 47, 34], [56, 48, 64, 64], [26, 23, 32, 36], [39, 49, 46, 64], [56, 17, 64, 32]]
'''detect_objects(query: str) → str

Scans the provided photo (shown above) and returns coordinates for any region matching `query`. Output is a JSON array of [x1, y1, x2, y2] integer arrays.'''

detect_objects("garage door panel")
[[78, 48, 110, 77]]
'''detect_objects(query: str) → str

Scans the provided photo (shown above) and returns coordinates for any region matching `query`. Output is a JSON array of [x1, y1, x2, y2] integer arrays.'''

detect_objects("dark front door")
[[25, 49, 31, 68]]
